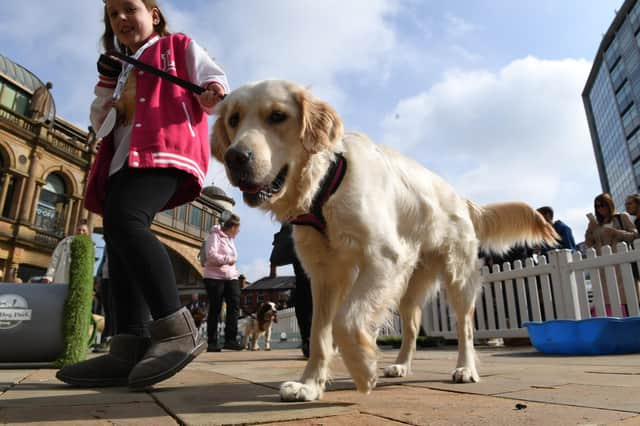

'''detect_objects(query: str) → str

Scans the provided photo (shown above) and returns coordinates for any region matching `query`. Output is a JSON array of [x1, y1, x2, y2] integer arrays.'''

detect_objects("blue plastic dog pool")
[[523, 317, 640, 355]]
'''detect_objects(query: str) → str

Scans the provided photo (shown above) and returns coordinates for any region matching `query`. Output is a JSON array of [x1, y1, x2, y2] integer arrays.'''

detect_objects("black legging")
[[204, 278, 240, 345], [103, 166, 183, 335], [292, 258, 312, 344]]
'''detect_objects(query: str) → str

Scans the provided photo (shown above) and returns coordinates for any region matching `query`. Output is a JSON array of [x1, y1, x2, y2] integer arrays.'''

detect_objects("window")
[[631, 1, 640, 22], [0, 85, 16, 110], [629, 130, 640, 160], [0, 81, 30, 116], [610, 59, 625, 87], [605, 37, 620, 66], [622, 103, 638, 128], [0, 155, 15, 218], [616, 81, 632, 108], [204, 211, 213, 231], [176, 205, 186, 222], [34, 173, 67, 236], [189, 206, 202, 227]]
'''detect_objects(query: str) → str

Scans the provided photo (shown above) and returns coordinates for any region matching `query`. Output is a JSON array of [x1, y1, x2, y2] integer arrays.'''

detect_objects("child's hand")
[[97, 54, 122, 79], [199, 82, 225, 109]]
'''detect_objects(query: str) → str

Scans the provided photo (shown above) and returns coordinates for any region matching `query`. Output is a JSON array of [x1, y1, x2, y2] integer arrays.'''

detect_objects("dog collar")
[[289, 153, 347, 235]]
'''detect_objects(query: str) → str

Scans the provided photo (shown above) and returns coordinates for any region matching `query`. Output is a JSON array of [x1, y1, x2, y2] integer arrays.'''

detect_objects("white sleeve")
[[90, 85, 114, 130], [185, 39, 230, 114], [46, 237, 68, 278]]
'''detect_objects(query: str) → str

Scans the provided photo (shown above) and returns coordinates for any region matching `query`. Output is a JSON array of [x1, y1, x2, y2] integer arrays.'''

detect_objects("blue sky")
[[0, 0, 624, 281]]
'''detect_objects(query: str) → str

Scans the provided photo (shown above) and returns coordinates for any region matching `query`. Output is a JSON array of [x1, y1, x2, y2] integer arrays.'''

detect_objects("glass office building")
[[583, 0, 640, 206]]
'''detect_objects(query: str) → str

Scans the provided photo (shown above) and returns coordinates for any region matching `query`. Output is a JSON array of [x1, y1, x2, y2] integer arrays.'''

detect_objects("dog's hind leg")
[[280, 275, 348, 402], [384, 262, 438, 378], [445, 260, 481, 383]]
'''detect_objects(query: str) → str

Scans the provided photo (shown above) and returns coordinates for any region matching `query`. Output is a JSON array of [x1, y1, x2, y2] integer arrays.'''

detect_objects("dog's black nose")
[[225, 147, 254, 169]]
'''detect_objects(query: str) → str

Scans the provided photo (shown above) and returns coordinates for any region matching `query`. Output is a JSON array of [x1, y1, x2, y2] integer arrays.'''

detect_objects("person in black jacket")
[[269, 223, 312, 358]]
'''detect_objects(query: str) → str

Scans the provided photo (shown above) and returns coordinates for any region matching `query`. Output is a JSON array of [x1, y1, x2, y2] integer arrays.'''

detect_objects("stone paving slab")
[[325, 384, 638, 426], [261, 413, 407, 425], [500, 382, 640, 413], [0, 369, 154, 408], [132, 367, 357, 425], [1, 347, 640, 425], [0, 403, 176, 425]]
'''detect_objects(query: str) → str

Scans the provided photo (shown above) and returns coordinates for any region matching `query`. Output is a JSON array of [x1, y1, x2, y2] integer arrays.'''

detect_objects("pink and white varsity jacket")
[[85, 33, 229, 215]]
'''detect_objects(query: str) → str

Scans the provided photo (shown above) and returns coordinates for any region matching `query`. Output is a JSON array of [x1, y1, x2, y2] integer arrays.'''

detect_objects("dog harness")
[[289, 153, 347, 235]]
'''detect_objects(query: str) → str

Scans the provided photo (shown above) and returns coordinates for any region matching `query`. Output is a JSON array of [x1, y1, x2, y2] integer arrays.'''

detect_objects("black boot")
[[128, 307, 205, 389], [56, 334, 151, 387]]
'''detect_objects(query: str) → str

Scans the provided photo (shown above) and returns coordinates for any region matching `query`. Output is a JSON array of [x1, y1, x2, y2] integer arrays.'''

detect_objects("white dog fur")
[[211, 80, 558, 402]]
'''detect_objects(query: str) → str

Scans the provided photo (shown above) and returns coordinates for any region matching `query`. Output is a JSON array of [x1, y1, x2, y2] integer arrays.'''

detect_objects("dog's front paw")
[[452, 367, 479, 383], [280, 381, 320, 402], [265, 346, 272, 351], [383, 364, 409, 378]]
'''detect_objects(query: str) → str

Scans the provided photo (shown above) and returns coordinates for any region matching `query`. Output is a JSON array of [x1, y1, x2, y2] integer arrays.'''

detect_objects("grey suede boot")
[[56, 334, 151, 387], [128, 307, 205, 389]]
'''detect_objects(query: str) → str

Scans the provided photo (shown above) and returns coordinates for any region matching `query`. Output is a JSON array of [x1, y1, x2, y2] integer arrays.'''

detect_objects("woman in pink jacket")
[[204, 214, 243, 352]]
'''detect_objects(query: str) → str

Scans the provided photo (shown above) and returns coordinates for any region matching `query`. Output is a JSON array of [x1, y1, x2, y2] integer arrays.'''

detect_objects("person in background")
[[56, 0, 229, 390], [203, 214, 243, 352], [44, 220, 90, 284], [537, 206, 576, 252], [269, 223, 312, 358], [585, 193, 638, 316], [93, 252, 115, 352], [624, 194, 640, 239]]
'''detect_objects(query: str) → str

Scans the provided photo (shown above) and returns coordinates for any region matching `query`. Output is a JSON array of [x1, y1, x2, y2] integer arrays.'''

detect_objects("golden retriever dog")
[[240, 301, 278, 351], [211, 80, 557, 402]]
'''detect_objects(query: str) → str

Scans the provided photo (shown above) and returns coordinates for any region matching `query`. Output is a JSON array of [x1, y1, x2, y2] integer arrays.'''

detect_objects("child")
[[56, 0, 229, 390]]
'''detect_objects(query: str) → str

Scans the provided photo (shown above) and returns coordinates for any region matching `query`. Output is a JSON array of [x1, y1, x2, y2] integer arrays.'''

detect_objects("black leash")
[[109, 50, 220, 96]]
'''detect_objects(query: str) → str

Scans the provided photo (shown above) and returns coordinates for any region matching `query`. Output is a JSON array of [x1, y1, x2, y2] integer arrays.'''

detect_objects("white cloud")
[[164, 0, 397, 108], [381, 56, 600, 242], [446, 14, 475, 38]]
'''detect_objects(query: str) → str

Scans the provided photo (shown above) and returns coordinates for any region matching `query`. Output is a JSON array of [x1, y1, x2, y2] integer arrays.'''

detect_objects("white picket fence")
[[423, 240, 640, 339], [269, 307, 403, 342], [270, 307, 301, 342]]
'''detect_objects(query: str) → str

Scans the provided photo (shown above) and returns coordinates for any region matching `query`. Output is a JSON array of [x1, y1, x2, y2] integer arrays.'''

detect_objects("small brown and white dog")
[[211, 80, 558, 402], [240, 301, 278, 351]]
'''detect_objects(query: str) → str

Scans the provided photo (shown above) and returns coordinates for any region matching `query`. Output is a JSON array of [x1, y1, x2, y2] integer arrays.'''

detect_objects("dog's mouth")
[[239, 166, 288, 205]]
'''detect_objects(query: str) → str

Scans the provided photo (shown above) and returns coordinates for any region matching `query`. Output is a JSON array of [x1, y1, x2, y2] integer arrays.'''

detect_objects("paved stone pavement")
[[1, 346, 640, 425]]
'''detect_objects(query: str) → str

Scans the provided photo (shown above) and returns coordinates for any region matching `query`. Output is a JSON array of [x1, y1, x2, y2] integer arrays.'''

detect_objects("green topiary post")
[[55, 234, 95, 367]]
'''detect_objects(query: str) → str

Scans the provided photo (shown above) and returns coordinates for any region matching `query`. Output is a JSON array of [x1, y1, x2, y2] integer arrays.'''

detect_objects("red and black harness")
[[289, 153, 347, 235]]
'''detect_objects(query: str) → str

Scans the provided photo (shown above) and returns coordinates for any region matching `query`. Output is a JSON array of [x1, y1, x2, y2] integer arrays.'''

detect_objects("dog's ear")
[[211, 104, 231, 163], [257, 302, 266, 318], [296, 90, 344, 154]]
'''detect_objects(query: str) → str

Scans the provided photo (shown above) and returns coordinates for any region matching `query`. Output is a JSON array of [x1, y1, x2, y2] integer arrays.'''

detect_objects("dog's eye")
[[228, 112, 240, 128], [267, 111, 287, 124]]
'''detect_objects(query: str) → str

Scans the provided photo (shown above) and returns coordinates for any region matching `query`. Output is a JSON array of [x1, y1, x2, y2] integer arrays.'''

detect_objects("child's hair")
[[101, 0, 170, 53]]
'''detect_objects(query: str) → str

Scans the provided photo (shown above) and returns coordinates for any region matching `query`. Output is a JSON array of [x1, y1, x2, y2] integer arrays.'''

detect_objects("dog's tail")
[[466, 200, 559, 254]]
